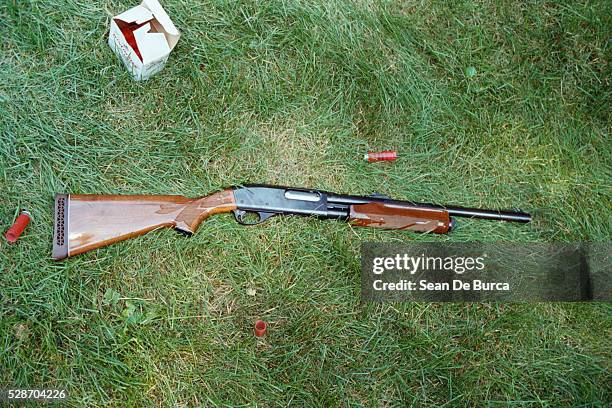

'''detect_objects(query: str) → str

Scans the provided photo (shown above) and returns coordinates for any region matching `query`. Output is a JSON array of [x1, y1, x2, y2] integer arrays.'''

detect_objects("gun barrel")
[[445, 206, 531, 223]]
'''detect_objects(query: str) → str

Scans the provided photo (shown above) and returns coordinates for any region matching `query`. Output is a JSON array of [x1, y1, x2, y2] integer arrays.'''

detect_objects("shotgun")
[[52, 184, 531, 260]]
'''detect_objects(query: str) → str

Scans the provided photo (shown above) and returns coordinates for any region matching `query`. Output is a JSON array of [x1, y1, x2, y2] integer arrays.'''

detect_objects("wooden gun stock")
[[52, 191, 236, 260], [349, 202, 452, 233]]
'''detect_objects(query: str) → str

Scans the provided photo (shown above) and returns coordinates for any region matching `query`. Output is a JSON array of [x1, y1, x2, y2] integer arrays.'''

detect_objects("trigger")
[[233, 209, 247, 224]]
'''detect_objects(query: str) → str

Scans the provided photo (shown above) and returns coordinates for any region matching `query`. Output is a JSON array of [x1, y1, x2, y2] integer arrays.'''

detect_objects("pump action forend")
[[52, 185, 531, 260]]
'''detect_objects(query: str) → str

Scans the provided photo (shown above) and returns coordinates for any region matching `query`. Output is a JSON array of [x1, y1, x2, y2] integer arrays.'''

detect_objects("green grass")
[[1, 0, 611, 406]]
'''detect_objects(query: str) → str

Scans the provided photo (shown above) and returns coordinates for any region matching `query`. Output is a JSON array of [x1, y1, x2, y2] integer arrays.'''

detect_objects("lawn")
[[1, 0, 610, 406]]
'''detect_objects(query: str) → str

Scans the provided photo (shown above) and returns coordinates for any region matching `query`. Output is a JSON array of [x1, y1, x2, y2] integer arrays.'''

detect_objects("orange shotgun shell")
[[364, 150, 398, 162], [254, 320, 267, 337], [5, 211, 31, 243]]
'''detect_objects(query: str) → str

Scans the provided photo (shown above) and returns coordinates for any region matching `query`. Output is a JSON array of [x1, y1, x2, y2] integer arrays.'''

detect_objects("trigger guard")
[[256, 212, 276, 223], [233, 210, 276, 225]]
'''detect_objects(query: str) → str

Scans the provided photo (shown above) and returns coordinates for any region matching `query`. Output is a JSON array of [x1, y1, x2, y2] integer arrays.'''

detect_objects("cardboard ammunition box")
[[108, 0, 180, 81]]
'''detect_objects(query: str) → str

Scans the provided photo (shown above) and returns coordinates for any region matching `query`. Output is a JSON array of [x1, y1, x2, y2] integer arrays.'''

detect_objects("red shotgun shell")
[[5, 211, 31, 243], [364, 150, 398, 162], [254, 320, 267, 337]]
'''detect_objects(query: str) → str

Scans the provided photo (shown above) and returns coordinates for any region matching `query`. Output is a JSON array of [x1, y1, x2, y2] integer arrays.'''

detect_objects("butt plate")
[[52, 194, 69, 260]]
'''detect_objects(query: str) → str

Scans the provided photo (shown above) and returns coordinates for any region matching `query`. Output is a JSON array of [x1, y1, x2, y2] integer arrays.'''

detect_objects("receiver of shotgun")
[[52, 185, 531, 260]]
